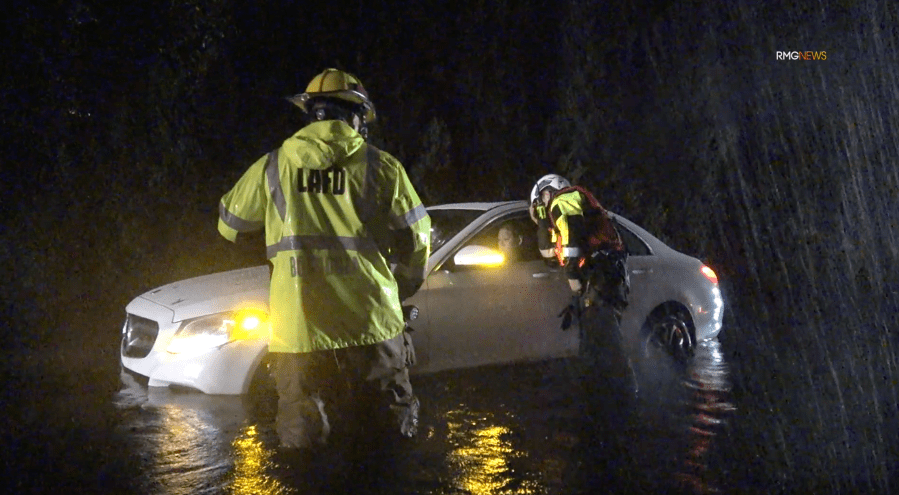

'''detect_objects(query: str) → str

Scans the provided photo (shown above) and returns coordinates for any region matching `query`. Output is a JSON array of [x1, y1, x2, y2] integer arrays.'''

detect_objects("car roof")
[[426, 200, 524, 211], [427, 200, 678, 256]]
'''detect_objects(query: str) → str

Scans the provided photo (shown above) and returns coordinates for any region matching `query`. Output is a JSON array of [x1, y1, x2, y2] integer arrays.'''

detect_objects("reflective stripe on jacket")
[[218, 120, 431, 353]]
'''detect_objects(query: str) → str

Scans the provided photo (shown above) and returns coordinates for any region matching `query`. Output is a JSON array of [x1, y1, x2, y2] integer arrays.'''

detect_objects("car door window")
[[494, 216, 541, 263], [446, 214, 540, 271], [613, 219, 652, 256]]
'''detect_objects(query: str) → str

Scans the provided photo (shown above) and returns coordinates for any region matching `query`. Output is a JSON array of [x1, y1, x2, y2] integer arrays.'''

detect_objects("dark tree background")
[[3, 0, 899, 492]]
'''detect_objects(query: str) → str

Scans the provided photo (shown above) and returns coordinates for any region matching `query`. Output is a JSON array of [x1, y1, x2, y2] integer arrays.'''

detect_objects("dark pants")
[[578, 303, 639, 400], [271, 330, 418, 449]]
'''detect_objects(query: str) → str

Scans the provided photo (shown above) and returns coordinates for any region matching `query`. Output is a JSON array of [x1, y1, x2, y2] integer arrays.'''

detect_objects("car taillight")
[[701, 265, 718, 284]]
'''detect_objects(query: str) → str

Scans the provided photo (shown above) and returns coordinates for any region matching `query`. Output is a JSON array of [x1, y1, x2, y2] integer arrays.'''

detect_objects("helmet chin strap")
[[355, 115, 369, 141]]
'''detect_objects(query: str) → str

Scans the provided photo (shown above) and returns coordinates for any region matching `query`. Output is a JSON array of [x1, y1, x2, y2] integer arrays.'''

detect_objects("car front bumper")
[[121, 297, 268, 395]]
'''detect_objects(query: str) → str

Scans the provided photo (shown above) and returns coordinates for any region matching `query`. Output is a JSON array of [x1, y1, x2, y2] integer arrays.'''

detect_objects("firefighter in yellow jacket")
[[218, 68, 431, 449], [529, 174, 586, 293]]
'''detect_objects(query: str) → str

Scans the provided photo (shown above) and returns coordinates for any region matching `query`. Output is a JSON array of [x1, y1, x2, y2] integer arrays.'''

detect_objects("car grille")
[[122, 313, 160, 358]]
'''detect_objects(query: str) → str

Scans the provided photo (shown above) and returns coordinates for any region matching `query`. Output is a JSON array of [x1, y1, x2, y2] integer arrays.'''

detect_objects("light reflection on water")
[[670, 339, 736, 494], [115, 371, 290, 495], [444, 411, 542, 494], [229, 425, 294, 495], [113, 339, 735, 494]]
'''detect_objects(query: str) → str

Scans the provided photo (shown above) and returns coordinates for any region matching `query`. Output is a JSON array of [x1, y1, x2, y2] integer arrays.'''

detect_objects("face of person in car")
[[498, 225, 522, 262]]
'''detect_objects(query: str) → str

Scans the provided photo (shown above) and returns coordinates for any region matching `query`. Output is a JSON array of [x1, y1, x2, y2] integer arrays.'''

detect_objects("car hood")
[[136, 265, 271, 322]]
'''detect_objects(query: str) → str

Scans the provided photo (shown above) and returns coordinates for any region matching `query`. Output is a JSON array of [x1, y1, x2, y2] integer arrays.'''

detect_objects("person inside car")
[[497, 221, 525, 263], [217, 68, 431, 451]]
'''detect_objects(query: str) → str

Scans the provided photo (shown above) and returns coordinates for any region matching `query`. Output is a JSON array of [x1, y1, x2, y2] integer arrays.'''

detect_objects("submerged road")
[[103, 338, 733, 494]]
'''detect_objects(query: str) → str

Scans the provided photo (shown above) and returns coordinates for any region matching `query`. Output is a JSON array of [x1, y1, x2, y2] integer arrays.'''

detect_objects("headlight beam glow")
[[166, 309, 269, 355]]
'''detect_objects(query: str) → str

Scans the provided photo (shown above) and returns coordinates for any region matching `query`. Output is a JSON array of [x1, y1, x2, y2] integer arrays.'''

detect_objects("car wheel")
[[643, 309, 694, 362]]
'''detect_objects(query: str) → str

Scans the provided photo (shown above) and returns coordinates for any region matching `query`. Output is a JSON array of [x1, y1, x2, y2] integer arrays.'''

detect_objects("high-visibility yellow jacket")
[[536, 187, 625, 286], [218, 120, 431, 353], [537, 190, 585, 279], [545, 190, 585, 261]]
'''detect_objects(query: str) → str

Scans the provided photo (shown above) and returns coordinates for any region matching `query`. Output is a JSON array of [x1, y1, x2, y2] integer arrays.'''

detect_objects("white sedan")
[[120, 201, 723, 394]]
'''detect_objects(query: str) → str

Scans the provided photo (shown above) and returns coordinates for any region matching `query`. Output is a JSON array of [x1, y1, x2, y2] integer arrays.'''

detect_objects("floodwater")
[[99, 339, 733, 495], [0, 336, 733, 494]]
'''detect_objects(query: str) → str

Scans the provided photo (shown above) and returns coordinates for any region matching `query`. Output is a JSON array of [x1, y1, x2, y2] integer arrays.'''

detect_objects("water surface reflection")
[[636, 338, 736, 494], [115, 372, 288, 494], [676, 339, 736, 493], [113, 338, 735, 494]]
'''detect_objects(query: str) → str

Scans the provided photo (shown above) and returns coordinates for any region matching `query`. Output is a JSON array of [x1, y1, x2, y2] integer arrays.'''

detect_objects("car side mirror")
[[453, 245, 504, 267]]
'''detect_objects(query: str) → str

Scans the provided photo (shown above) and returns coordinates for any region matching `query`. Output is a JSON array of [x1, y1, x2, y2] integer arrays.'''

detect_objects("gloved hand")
[[568, 278, 582, 293]]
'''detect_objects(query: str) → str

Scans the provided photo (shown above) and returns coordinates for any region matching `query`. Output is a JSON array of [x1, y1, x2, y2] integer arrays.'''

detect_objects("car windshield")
[[427, 208, 485, 252]]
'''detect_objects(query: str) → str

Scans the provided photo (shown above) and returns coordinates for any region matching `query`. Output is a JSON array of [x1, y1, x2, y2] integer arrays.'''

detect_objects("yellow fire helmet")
[[288, 68, 376, 123]]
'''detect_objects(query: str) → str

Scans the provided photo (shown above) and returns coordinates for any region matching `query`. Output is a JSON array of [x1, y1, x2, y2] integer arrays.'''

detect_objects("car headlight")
[[167, 309, 269, 355]]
